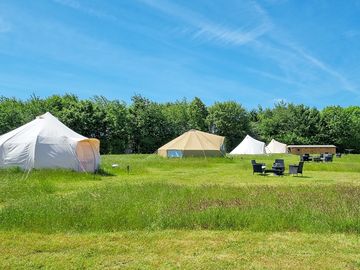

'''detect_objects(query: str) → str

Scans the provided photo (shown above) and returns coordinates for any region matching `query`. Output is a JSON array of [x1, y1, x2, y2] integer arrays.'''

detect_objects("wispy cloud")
[[3, 0, 357, 104], [287, 44, 358, 94], [138, 0, 358, 96], [54, 0, 271, 49], [139, 0, 271, 46], [52, 0, 118, 22], [246, 67, 306, 88], [254, 35, 359, 94]]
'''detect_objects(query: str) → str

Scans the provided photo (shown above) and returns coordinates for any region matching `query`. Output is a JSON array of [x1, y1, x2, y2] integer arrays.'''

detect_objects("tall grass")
[[1, 154, 360, 233], [1, 183, 360, 233]]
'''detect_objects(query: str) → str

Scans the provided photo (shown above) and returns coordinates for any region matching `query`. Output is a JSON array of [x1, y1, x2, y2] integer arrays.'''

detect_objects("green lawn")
[[1, 154, 360, 269], [2, 231, 360, 269]]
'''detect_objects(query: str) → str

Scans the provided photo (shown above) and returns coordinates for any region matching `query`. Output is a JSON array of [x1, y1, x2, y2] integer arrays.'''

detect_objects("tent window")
[[167, 150, 183, 158]]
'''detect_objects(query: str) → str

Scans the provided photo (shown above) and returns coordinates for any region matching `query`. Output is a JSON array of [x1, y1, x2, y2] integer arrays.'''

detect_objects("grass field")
[[1, 154, 360, 269]]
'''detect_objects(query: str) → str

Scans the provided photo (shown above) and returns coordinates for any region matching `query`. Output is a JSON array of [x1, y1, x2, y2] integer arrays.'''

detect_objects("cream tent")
[[0, 112, 100, 172], [230, 135, 265, 155], [158, 129, 225, 157], [265, 139, 288, 154]]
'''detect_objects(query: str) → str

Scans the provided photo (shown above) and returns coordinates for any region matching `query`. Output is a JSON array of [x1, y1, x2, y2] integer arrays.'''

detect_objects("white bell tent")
[[0, 112, 100, 172], [265, 139, 288, 154], [230, 135, 266, 155]]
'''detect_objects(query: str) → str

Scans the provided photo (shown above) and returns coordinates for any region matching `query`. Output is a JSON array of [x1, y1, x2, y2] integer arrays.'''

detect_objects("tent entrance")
[[76, 141, 96, 172]]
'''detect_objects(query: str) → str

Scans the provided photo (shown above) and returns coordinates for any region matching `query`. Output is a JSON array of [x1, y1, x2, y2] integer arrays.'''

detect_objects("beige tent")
[[158, 129, 225, 157]]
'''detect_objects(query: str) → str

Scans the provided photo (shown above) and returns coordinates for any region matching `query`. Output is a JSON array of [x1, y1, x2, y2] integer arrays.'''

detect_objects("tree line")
[[0, 94, 359, 153]]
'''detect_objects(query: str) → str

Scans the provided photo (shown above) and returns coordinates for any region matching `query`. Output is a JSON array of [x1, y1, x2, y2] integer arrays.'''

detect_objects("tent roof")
[[265, 139, 287, 154], [230, 135, 266, 155], [0, 112, 99, 145], [158, 129, 225, 151]]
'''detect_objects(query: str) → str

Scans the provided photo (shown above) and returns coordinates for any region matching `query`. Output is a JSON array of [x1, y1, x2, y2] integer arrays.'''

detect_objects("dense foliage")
[[0, 94, 359, 153]]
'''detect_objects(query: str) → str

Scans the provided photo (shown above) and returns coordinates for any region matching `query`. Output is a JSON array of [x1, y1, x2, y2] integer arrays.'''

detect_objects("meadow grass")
[[1, 154, 360, 268], [2, 182, 360, 233], [1, 154, 360, 233], [1, 231, 360, 269]]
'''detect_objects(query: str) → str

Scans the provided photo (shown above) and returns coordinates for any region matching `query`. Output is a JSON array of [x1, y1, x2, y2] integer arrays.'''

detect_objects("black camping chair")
[[252, 164, 265, 174], [273, 159, 285, 175], [324, 154, 333, 162], [251, 160, 265, 166], [251, 160, 265, 175], [274, 159, 285, 167], [301, 154, 311, 162], [289, 161, 304, 176]]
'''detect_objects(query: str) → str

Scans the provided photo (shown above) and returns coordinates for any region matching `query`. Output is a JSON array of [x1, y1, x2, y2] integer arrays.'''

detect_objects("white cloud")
[[138, 0, 358, 95], [246, 67, 306, 88], [52, 0, 118, 22], [288, 44, 358, 94], [139, 0, 271, 46], [255, 35, 359, 95], [19, 0, 360, 99]]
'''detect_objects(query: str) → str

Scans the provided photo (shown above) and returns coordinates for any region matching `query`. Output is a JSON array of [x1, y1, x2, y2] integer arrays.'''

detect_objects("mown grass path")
[[1, 231, 360, 269]]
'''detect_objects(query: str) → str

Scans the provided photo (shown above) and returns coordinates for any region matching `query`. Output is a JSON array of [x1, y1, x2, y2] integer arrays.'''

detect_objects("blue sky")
[[0, 0, 360, 108]]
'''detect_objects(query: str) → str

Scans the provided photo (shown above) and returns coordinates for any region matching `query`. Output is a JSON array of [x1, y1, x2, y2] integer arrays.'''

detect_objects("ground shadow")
[[96, 168, 116, 177]]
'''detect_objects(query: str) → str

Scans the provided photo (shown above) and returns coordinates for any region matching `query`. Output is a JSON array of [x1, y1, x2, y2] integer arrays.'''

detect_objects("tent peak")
[[37, 112, 57, 119], [230, 134, 266, 155], [265, 138, 287, 154], [244, 134, 263, 143]]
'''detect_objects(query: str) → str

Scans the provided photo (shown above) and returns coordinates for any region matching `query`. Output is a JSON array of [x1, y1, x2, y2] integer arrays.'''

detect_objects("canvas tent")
[[158, 129, 225, 157], [0, 112, 100, 172], [265, 139, 288, 154], [230, 135, 266, 155]]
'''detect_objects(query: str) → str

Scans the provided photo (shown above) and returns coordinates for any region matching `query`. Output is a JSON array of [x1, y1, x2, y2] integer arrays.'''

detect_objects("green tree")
[[256, 102, 321, 145], [0, 97, 26, 134], [59, 99, 109, 153], [24, 94, 47, 121], [319, 106, 352, 152], [188, 97, 208, 131], [1, 93, 359, 154], [129, 95, 172, 153], [93, 96, 129, 154], [162, 99, 190, 137], [207, 101, 250, 151], [44, 94, 79, 117], [345, 106, 360, 151]]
